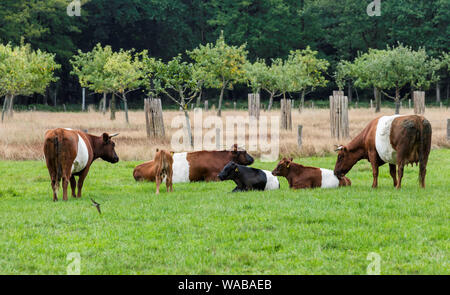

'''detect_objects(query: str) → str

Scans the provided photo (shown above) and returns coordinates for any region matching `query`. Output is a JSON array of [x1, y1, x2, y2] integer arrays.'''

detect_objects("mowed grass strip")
[[0, 149, 448, 274]]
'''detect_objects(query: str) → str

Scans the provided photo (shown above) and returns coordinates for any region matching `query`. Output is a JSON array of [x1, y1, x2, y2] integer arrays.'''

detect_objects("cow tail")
[[418, 118, 432, 186], [54, 135, 63, 189]]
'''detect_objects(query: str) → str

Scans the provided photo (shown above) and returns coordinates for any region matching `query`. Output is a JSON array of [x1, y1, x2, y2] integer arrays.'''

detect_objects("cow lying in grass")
[[153, 149, 174, 194], [218, 161, 279, 192], [272, 158, 351, 189], [133, 144, 254, 183]]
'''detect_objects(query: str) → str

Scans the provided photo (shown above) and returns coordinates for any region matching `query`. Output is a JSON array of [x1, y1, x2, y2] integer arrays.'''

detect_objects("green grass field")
[[0, 149, 448, 274]]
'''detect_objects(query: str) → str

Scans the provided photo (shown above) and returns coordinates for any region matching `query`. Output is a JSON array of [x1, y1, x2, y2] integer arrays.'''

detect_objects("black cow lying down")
[[218, 161, 280, 192]]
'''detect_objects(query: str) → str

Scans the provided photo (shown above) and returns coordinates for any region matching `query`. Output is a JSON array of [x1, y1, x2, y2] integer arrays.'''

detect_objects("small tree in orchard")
[[188, 32, 248, 116], [245, 59, 282, 111], [141, 54, 202, 146], [103, 49, 143, 124], [0, 43, 59, 121], [288, 47, 329, 111], [70, 43, 114, 117]]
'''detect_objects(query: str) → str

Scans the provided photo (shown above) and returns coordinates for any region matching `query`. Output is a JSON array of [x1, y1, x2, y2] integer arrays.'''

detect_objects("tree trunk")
[[267, 93, 274, 111], [196, 88, 202, 107], [110, 94, 116, 120], [394, 87, 400, 115], [217, 83, 225, 117], [1, 94, 10, 122], [347, 82, 352, 103], [299, 90, 305, 113], [102, 93, 107, 115], [374, 87, 381, 113], [184, 110, 193, 147], [7, 94, 15, 117], [436, 82, 441, 103], [123, 93, 129, 124]]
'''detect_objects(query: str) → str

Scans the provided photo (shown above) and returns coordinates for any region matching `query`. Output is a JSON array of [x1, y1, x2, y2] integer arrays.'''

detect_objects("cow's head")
[[230, 144, 254, 166], [333, 145, 356, 178], [272, 157, 293, 176], [99, 133, 119, 163], [218, 161, 239, 181]]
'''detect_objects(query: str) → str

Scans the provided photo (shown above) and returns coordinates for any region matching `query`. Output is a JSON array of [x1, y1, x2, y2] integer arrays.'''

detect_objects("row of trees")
[[335, 45, 450, 114]]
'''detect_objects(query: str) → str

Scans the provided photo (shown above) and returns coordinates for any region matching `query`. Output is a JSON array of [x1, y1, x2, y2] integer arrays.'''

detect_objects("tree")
[[70, 43, 114, 116], [141, 54, 202, 146], [188, 31, 247, 116], [0, 42, 59, 121], [287, 47, 329, 111]]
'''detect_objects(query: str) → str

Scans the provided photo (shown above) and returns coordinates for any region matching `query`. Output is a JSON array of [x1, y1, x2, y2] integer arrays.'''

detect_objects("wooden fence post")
[[233, 101, 236, 110], [330, 92, 349, 139], [280, 98, 292, 130], [145, 98, 165, 138], [413, 91, 425, 114], [409, 99, 411, 109], [447, 119, 450, 141], [248, 93, 260, 120], [204, 100, 208, 111], [297, 125, 303, 148], [82, 88, 86, 112]]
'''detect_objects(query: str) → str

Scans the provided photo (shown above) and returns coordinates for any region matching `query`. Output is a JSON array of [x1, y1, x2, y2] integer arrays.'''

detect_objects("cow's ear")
[[170, 151, 174, 156], [102, 133, 109, 143], [232, 144, 238, 152]]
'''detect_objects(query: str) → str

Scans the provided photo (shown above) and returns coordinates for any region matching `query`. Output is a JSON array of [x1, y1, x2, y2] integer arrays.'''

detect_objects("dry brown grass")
[[1, 107, 448, 161]]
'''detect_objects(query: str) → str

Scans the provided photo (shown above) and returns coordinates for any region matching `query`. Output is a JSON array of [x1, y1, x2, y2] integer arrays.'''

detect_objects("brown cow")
[[272, 158, 351, 189], [44, 128, 119, 201], [154, 149, 174, 194], [334, 115, 432, 189], [133, 144, 254, 183]]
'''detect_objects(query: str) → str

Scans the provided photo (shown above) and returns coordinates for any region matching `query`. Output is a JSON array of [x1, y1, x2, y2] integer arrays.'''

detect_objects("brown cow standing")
[[272, 158, 351, 189], [154, 149, 174, 194], [334, 115, 432, 189], [133, 144, 254, 183], [44, 128, 119, 201]]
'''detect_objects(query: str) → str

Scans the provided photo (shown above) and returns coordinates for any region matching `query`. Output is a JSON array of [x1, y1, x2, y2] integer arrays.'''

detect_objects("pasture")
[[0, 149, 448, 274]]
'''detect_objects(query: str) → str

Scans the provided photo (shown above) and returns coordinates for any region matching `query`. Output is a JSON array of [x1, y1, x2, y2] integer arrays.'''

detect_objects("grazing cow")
[[272, 158, 351, 189], [154, 149, 174, 194], [334, 115, 432, 189], [44, 128, 119, 201], [133, 144, 254, 183], [218, 161, 279, 192]]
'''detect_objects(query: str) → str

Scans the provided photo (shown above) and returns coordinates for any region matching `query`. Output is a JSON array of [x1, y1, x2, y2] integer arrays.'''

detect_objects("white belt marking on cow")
[[375, 115, 403, 164], [320, 168, 340, 188], [172, 152, 190, 183], [263, 170, 279, 190], [72, 134, 89, 174]]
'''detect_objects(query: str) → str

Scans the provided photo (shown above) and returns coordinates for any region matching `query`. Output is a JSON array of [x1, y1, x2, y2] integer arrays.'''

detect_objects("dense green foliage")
[[0, 0, 449, 107], [0, 150, 448, 274]]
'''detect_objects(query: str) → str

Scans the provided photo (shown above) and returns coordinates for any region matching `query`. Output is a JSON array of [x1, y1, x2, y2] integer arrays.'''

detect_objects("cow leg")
[[389, 164, 397, 187], [70, 176, 77, 198], [62, 176, 69, 201], [51, 178, 58, 202], [76, 168, 90, 198], [167, 171, 173, 192], [396, 163, 404, 189], [369, 155, 379, 188], [156, 175, 161, 194]]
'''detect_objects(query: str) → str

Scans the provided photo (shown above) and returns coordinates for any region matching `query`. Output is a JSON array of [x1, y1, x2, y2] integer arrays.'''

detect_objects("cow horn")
[[109, 133, 119, 138], [335, 145, 344, 152]]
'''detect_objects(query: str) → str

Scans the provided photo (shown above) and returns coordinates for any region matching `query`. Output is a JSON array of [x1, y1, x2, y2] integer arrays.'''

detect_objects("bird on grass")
[[90, 198, 101, 214]]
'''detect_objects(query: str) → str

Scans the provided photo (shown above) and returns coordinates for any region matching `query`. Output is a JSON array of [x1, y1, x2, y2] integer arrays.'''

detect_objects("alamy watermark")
[[170, 109, 280, 161], [66, 252, 81, 275], [67, 0, 81, 17], [367, 0, 381, 17], [366, 252, 381, 275]]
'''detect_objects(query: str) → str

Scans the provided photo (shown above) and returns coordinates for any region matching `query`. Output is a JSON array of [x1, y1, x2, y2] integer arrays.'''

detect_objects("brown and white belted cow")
[[133, 144, 254, 183], [334, 115, 432, 189], [44, 128, 119, 201]]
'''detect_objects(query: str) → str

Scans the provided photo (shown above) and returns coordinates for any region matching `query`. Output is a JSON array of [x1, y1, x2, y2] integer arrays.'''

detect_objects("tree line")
[[0, 0, 449, 108]]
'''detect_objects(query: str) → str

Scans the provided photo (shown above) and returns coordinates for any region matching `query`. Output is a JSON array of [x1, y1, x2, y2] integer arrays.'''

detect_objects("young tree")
[[141, 54, 202, 146], [188, 31, 247, 116], [288, 47, 329, 111], [0, 43, 59, 121], [70, 44, 114, 116], [104, 49, 143, 124]]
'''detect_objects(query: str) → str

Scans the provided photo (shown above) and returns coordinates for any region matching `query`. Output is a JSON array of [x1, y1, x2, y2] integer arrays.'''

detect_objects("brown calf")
[[133, 144, 254, 183], [334, 115, 432, 189], [43, 128, 119, 201], [154, 149, 174, 194], [272, 158, 351, 189]]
